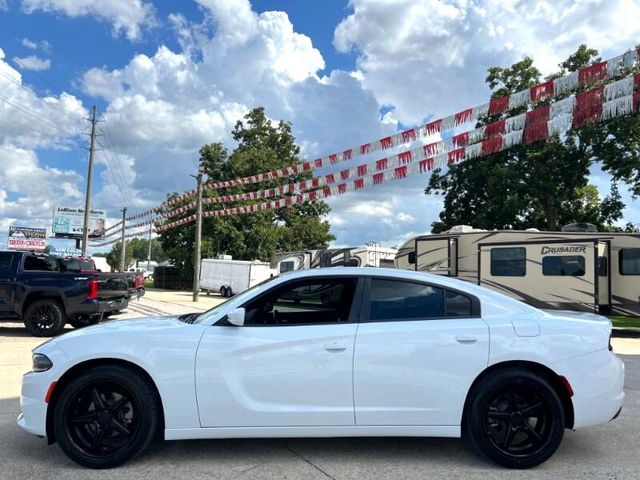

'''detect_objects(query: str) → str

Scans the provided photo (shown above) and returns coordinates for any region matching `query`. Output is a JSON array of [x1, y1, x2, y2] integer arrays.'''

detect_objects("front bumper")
[[18, 371, 51, 437], [552, 348, 625, 429]]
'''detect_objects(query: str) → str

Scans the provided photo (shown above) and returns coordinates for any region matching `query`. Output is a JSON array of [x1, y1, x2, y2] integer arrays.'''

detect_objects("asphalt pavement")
[[0, 294, 639, 479]]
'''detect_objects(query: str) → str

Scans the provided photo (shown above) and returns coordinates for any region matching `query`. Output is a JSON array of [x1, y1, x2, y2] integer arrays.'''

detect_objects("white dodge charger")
[[18, 268, 624, 469]]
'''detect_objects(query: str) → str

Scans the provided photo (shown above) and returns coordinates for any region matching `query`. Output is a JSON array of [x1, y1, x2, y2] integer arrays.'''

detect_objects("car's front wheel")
[[465, 368, 565, 469], [53, 365, 160, 468]]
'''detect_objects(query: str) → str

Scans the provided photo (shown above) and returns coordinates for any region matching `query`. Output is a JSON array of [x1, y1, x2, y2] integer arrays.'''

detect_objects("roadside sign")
[[8, 226, 47, 251], [52, 206, 106, 239]]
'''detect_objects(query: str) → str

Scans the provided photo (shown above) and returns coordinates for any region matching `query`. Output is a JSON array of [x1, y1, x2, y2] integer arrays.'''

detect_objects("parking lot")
[[1, 292, 639, 479]]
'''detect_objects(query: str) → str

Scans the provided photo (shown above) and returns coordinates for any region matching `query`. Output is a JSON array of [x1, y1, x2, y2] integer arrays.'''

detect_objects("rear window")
[[280, 261, 295, 273], [369, 279, 445, 320], [24, 255, 59, 272], [80, 260, 94, 271], [620, 248, 640, 275], [0, 252, 14, 274]]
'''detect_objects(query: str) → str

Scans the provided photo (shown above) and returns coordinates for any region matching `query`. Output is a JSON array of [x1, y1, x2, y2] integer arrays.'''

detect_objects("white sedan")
[[18, 268, 624, 469]]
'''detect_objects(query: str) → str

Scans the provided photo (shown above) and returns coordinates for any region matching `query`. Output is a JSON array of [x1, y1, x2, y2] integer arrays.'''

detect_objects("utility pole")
[[192, 163, 204, 302], [147, 222, 152, 272], [120, 208, 127, 272], [81, 105, 98, 257]]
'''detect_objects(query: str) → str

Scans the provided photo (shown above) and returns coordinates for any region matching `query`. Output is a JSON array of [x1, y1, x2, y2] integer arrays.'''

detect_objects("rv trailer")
[[271, 246, 397, 274], [395, 225, 640, 316]]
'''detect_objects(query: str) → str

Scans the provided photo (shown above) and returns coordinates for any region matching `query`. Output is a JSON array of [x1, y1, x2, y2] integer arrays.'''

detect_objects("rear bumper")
[[70, 297, 129, 318], [552, 349, 625, 429]]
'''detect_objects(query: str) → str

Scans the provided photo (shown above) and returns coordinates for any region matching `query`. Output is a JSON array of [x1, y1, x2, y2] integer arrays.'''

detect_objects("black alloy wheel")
[[24, 299, 65, 337], [64, 381, 138, 456], [53, 366, 160, 468], [465, 368, 565, 469]]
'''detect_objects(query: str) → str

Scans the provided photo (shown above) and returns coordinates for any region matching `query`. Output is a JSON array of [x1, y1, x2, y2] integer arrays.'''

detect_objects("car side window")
[[0, 253, 14, 275], [445, 290, 473, 317], [243, 278, 358, 326], [369, 279, 445, 321], [23, 255, 59, 272]]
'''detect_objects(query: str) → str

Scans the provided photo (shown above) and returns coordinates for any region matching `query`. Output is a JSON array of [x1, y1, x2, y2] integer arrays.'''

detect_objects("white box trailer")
[[395, 226, 640, 316], [200, 259, 275, 297]]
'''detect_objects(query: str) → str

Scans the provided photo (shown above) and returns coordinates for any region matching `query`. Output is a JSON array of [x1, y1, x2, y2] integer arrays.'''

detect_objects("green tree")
[[160, 107, 335, 277], [105, 238, 166, 271], [426, 44, 636, 233], [106, 241, 134, 271]]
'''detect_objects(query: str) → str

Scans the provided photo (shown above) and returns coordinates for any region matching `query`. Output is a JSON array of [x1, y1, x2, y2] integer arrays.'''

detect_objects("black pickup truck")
[[0, 251, 129, 337]]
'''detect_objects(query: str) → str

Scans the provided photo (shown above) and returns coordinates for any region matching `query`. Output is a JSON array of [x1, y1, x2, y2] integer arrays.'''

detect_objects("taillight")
[[86, 280, 99, 300]]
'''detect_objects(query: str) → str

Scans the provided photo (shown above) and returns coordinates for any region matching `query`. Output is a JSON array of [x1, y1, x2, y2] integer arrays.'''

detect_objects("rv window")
[[445, 290, 472, 317], [380, 259, 395, 268], [598, 256, 608, 276], [542, 256, 586, 276], [620, 249, 640, 275], [279, 261, 295, 273], [369, 279, 444, 321], [490, 248, 526, 277], [408, 252, 416, 265]]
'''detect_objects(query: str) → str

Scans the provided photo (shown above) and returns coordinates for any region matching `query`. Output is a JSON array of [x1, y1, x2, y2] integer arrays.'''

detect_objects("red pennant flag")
[[454, 108, 474, 125], [394, 166, 408, 180], [419, 157, 434, 173], [357, 164, 367, 176], [268, 188, 275, 197], [343, 148, 353, 160], [578, 61, 608, 85], [633, 92, 640, 112], [285, 197, 293, 206], [425, 119, 442, 135], [573, 86, 604, 128], [299, 180, 307, 190], [296, 194, 304, 204], [376, 158, 388, 171], [314, 158, 323, 168], [488, 96, 509, 116], [360, 143, 372, 155], [340, 169, 350, 180], [309, 191, 317, 201], [401, 128, 416, 142], [380, 136, 393, 149], [323, 186, 331, 197], [524, 123, 548, 144], [448, 148, 465, 164], [423, 141, 439, 156], [452, 132, 469, 147], [302, 162, 312, 171], [354, 178, 364, 190], [281, 167, 289, 176], [398, 151, 412, 164], [526, 104, 550, 126], [485, 119, 506, 137], [329, 153, 339, 164], [373, 173, 384, 185], [635, 72, 640, 90], [291, 164, 299, 174], [530, 80, 553, 102], [326, 173, 335, 184], [337, 183, 347, 194], [311, 178, 320, 188]]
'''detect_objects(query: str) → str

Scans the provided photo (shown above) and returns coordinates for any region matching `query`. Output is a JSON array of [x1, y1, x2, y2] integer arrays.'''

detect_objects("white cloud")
[[21, 37, 51, 52], [13, 54, 51, 71], [335, 0, 640, 123], [21, 0, 156, 40], [21, 38, 37, 49]]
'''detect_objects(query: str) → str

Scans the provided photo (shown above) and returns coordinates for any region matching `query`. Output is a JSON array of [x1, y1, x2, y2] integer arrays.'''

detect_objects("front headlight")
[[32, 353, 53, 372]]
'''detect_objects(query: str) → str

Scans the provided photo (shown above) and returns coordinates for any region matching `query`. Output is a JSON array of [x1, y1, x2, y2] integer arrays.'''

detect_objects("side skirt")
[[164, 425, 461, 441]]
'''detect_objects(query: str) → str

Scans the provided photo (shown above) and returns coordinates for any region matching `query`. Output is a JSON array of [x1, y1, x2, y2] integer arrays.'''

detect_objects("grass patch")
[[144, 278, 153, 288], [608, 315, 640, 329]]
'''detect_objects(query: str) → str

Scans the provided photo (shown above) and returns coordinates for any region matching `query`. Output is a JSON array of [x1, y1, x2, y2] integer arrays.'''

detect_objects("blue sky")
[[0, 0, 639, 254]]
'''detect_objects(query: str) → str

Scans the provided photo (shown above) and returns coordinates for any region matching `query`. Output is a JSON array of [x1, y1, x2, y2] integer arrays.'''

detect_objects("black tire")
[[53, 365, 160, 469], [220, 286, 227, 297], [465, 368, 565, 469], [69, 316, 100, 329], [23, 299, 66, 337], [227, 287, 233, 297]]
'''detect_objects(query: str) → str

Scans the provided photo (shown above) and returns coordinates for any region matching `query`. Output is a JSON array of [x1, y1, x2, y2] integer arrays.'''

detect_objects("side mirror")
[[227, 307, 246, 327]]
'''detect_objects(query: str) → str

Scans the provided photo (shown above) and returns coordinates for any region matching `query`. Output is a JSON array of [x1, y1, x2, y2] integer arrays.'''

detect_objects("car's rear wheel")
[[23, 299, 66, 337], [465, 368, 565, 469], [53, 365, 160, 468]]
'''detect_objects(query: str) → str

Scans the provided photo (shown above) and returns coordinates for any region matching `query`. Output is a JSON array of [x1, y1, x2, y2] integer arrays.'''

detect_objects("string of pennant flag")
[[98, 45, 640, 237], [156, 80, 640, 231], [160, 71, 640, 221]]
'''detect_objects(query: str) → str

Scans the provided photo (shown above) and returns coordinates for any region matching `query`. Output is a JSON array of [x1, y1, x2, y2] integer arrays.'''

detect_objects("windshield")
[[192, 275, 279, 324]]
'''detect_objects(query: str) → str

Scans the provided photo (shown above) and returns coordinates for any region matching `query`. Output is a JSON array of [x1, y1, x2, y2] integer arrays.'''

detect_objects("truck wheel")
[[24, 299, 66, 337], [220, 286, 227, 297], [227, 287, 233, 297]]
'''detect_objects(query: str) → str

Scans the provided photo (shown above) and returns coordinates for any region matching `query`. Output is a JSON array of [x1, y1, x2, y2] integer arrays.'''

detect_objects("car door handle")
[[324, 342, 348, 352], [456, 336, 478, 344]]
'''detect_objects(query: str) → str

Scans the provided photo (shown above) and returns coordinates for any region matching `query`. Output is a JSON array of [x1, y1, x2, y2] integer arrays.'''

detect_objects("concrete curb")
[[612, 328, 640, 339]]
